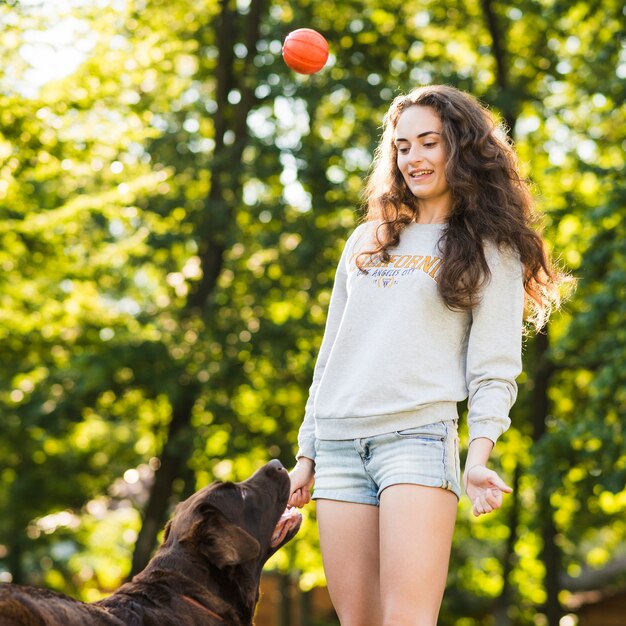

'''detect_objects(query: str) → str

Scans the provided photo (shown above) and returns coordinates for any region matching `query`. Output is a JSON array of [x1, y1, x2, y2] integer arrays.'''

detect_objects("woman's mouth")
[[409, 169, 434, 181]]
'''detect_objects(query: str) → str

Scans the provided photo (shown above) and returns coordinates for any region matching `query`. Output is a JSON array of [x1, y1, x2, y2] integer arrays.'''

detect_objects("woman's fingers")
[[288, 461, 315, 508], [472, 500, 486, 516], [289, 487, 311, 508], [472, 488, 504, 517], [289, 490, 301, 507], [485, 488, 502, 508], [466, 468, 512, 517], [466, 467, 512, 493], [489, 474, 513, 493], [473, 495, 491, 516]]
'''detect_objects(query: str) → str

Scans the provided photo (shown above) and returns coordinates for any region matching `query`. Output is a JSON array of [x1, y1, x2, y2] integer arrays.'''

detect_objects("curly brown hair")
[[360, 84, 566, 330]]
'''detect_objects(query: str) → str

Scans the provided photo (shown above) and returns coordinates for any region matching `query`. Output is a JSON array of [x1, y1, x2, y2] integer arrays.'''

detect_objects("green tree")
[[0, 1, 624, 624]]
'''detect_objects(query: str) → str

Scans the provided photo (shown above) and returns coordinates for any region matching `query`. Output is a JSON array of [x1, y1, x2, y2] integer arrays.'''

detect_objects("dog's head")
[[162, 460, 302, 570]]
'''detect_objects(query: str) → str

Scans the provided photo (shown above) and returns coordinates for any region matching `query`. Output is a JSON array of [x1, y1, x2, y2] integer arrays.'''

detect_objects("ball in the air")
[[282, 28, 329, 74]]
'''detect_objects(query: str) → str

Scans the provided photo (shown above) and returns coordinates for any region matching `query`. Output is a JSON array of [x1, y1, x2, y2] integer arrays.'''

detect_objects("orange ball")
[[282, 28, 329, 74]]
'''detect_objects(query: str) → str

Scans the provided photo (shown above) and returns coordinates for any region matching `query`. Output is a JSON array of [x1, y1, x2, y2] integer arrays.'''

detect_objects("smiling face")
[[394, 105, 452, 219]]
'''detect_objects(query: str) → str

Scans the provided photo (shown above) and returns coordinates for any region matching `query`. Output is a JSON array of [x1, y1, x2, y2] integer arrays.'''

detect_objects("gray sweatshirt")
[[296, 221, 524, 461]]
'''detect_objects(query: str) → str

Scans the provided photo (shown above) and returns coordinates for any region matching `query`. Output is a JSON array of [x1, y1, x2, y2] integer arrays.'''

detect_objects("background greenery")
[[0, 0, 624, 624]]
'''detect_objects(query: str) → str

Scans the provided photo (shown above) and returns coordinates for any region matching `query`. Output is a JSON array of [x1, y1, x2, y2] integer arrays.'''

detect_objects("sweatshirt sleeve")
[[295, 230, 357, 460], [465, 246, 524, 445]]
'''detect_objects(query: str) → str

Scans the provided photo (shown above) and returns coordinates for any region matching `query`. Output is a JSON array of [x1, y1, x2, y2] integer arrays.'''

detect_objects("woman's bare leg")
[[379, 485, 458, 626], [316, 499, 382, 626]]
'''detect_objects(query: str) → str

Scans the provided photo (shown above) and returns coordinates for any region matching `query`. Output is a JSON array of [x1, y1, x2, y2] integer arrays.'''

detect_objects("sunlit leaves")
[[0, 0, 624, 622]]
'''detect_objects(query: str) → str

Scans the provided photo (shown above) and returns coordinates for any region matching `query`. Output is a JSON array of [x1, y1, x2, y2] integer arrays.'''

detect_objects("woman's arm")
[[464, 245, 524, 516], [291, 227, 365, 507], [295, 231, 355, 460]]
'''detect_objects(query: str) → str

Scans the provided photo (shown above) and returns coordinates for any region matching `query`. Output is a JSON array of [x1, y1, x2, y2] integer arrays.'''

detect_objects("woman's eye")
[[397, 147, 409, 154], [423, 142, 437, 148]]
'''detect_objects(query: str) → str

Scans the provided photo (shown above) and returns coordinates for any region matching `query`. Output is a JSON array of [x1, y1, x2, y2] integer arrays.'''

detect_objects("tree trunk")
[[492, 463, 521, 625], [129, 0, 265, 577], [129, 386, 198, 575], [7, 533, 24, 585], [531, 329, 562, 625], [480, 2, 562, 621], [478, 4, 524, 622], [480, 0, 517, 134], [542, 510, 562, 625]]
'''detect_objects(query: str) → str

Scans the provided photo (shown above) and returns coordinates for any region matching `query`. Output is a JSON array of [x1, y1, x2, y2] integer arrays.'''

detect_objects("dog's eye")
[[197, 502, 214, 515]]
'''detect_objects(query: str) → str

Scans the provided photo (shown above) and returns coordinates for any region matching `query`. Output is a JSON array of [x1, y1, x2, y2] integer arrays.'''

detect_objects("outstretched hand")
[[464, 464, 512, 517]]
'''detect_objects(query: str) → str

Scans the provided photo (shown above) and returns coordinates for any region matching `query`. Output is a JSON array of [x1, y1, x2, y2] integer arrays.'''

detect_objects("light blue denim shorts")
[[312, 419, 461, 504]]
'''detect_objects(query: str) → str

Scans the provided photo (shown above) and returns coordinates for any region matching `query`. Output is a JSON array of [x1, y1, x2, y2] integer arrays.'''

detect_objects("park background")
[[0, 0, 624, 624]]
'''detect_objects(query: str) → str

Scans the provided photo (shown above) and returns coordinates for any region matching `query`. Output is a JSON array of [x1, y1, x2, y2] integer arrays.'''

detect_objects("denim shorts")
[[312, 420, 461, 504]]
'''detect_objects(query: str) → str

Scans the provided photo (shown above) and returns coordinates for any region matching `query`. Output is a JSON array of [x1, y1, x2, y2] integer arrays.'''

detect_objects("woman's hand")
[[288, 457, 315, 508], [464, 464, 512, 517]]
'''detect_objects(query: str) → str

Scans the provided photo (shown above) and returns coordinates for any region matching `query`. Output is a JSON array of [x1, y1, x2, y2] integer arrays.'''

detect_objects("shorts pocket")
[[395, 421, 447, 442]]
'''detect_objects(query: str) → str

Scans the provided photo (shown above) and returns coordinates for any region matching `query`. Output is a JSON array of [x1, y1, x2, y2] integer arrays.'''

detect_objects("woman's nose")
[[408, 148, 423, 164]]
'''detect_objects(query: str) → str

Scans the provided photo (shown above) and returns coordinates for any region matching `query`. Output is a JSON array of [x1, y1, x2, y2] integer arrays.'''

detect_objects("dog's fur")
[[0, 459, 302, 625]]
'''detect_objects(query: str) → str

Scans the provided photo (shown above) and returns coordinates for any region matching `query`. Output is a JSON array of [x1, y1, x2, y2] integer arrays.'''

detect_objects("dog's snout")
[[245, 459, 289, 489], [267, 459, 285, 472]]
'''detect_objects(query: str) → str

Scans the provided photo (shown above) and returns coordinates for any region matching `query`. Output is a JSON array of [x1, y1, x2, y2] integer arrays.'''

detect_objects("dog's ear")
[[202, 513, 261, 568], [180, 506, 261, 569], [162, 520, 172, 544]]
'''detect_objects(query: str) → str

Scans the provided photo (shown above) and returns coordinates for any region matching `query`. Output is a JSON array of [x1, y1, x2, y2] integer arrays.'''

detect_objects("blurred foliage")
[[0, 0, 624, 624]]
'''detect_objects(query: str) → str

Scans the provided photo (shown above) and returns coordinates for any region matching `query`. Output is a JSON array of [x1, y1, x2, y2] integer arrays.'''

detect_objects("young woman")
[[288, 84, 563, 625]]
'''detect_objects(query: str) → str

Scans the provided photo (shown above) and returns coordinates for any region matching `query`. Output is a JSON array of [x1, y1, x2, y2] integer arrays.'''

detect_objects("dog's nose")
[[267, 459, 285, 472]]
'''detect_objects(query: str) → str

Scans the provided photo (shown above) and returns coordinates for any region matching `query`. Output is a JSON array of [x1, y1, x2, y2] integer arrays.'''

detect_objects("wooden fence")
[[254, 572, 337, 626]]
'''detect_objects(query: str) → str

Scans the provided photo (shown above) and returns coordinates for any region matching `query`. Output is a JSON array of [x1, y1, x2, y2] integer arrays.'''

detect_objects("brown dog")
[[0, 459, 302, 625]]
